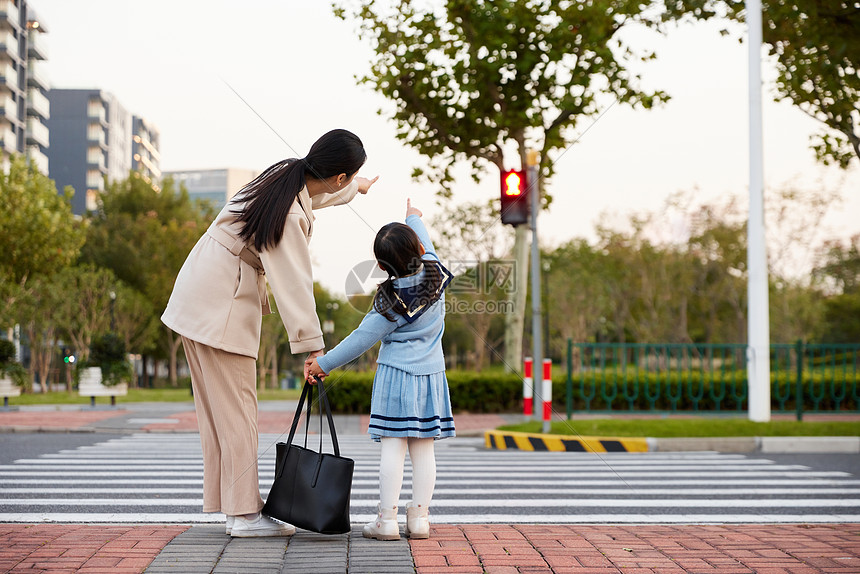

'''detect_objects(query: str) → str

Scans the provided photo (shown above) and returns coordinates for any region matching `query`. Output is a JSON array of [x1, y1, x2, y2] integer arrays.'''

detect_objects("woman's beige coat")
[[161, 180, 359, 358]]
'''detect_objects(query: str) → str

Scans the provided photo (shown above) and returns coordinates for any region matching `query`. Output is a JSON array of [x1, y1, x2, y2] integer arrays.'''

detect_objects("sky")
[[36, 1, 859, 295]]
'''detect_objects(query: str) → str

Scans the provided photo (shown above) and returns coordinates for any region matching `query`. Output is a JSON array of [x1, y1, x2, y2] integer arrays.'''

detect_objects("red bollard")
[[523, 357, 533, 417], [542, 358, 552, 423]]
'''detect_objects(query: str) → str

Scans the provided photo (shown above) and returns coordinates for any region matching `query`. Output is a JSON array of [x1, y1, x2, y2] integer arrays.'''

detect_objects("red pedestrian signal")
[[500, 169, 529, 225]]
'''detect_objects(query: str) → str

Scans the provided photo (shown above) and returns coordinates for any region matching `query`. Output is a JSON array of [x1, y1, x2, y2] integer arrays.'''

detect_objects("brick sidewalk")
[[413, 524, 860, 573], [0, 410, 130, 430], [0, 524, 188, 573], [0, 523, 857, 573]]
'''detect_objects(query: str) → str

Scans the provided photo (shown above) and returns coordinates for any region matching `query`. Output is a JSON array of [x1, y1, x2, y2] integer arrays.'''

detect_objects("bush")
[[319, 367, 858, 414], [0, 340, 14, 365], [86, 333, 132, 387], [0, 339, 26, 388], [322, 369, 522, 413]]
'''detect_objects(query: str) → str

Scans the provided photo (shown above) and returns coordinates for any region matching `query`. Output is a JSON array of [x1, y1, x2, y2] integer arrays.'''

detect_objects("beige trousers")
[[182, 336, 263, 516]]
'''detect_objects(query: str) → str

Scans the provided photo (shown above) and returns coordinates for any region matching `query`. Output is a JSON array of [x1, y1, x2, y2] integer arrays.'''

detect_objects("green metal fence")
[[565, 341, 860, 419]]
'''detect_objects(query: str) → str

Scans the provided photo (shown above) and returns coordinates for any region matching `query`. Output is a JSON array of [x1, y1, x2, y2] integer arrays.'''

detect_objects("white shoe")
[[230, 513, 296, 537], [362, 503, 400, 541], [405, 502, 430, 539], [225, 515, 234, 535]]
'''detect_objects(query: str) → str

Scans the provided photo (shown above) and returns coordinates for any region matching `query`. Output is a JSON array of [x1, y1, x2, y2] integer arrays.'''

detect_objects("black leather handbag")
[[262, 379, 354, 534]]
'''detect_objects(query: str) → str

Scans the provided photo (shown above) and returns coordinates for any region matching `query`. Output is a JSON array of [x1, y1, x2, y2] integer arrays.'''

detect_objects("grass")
[[500, 419, 860, 438], [5, 387, 303, 406]]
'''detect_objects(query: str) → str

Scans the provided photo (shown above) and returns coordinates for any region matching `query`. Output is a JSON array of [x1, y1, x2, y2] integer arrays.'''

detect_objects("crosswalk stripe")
[[0, 512, 856, 524], [3, 487, 858, 496], [1, 433, 857, 524], [2, 498, 857, 508]]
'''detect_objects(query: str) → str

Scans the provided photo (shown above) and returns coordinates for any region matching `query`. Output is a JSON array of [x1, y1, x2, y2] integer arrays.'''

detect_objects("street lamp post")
[[109, 291, 116, 332], [527, 151, 549, 433], [746, 0, 771, 422]]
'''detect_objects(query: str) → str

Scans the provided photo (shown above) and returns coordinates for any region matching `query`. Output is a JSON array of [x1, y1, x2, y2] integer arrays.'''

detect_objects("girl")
[[162, 129, 378, 537], [306, 198, 454, 540]]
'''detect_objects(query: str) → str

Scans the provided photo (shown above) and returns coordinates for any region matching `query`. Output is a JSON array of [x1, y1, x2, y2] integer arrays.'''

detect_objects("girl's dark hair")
[[232, 129, 366, 251], [372, 222, 444, 321]]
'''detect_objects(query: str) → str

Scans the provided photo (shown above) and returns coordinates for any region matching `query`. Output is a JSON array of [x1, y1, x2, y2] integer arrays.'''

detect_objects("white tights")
[[378, 437, 436, 510]]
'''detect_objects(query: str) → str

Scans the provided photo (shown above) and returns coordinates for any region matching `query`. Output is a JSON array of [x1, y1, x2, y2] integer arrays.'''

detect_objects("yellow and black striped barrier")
[[484, 429, 648, 453]]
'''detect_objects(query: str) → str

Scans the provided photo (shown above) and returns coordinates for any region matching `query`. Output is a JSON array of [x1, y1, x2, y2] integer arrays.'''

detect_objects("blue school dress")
[[316, 215, 455, 441]]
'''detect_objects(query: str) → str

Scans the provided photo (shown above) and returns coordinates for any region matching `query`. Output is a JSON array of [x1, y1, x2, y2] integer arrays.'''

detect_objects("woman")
[[162, 129, 377, 537]]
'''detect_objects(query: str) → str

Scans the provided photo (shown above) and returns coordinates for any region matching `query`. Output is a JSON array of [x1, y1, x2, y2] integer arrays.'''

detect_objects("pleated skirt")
[[368, 363, 456, 441]]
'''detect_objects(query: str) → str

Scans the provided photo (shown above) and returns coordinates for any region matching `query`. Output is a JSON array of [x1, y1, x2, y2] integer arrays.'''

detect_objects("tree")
[[50, 265, 117, 365], [112, 282, 160, 364], [432, 200, 514, 370], [666, 0, 859, 166], [814, 234, 860, 342], [545, 239, 610, 348], [11, 275, 61, 392], [0, 156, 85, 328], [81, 174, 214, 385], [336, 0, 671, 371]]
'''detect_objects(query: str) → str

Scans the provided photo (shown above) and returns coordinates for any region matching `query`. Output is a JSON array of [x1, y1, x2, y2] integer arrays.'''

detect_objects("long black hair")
[[232, 129, 366, 251], [372, 222, 445, 321]]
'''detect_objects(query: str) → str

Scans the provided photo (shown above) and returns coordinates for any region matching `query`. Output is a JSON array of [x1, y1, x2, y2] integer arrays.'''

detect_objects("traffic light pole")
[[527, 152, 549, 433]]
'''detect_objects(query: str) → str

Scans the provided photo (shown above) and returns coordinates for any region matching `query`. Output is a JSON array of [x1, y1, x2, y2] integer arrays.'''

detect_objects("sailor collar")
[[391, 260, 453, 323]]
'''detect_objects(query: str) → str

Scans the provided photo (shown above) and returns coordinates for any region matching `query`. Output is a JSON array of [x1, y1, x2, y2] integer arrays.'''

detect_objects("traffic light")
[[500, 169, 529, 226]]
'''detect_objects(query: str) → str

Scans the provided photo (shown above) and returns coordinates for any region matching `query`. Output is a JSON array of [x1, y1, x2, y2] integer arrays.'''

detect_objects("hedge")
[[320, 369, 859, 413]]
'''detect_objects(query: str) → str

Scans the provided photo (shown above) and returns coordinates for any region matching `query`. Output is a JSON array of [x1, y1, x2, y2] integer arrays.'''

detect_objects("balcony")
[[26, 31, 46, 60], [87, 99, 107, 126], [139, 154, 161, 179], [86, 169, 106, 189], [0, 1, 19, 31], [26, 62, 48, 90], [0, 62, 15, 88], [0, 32, 18, 60], [26, 144, 47, 174], [87, 148, 105, 170], [0, 93, 14, 117], [25, 117, 47, 147], [25, 87, 48, 119], [87, 125, 106, 149], [0, 126, 15, 153]]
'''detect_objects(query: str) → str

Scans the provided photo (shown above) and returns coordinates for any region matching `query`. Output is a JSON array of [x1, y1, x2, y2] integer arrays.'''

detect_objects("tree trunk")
[[270, 344, 277, 390], [503, 225, 530, 372], [167, 329, 182, 387]]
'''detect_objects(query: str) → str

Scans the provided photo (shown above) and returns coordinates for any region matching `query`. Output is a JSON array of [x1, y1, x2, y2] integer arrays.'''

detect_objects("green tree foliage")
[[11, 272, 62, 392], [0, 156, 85, 327], [81, 174, 214, 385], [335, 0, 669, 192], [0, 156, 85, 285], [665, 0, 859, 166], [814, 234, 860, 342], [335, 0, 675, 372], [49, 264, 117, 364], [112, 282, 160, 358], [545, 239, 610, 346], [431, 200, 512, 370]]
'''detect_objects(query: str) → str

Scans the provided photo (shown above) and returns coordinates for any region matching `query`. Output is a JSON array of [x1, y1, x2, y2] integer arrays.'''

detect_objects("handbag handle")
[[285, 377, 340, 458]]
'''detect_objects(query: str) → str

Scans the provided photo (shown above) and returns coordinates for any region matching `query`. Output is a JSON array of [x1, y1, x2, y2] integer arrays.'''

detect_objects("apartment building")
[[164, 168, 259, 211], [0, 0, 49, 173]]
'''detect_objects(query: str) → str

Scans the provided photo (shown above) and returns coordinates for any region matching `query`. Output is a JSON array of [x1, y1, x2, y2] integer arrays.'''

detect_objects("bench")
[[78, 367, 128, 407]]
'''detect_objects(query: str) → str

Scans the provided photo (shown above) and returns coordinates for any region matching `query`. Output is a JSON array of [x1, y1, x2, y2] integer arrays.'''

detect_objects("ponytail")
[[231, 159, 306, 252], [231, 129, 367, 252]]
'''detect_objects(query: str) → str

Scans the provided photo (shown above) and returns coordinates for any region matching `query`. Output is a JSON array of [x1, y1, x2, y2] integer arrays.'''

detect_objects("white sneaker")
[[230, 513, 296, 537], [225, 515, 234, 535]]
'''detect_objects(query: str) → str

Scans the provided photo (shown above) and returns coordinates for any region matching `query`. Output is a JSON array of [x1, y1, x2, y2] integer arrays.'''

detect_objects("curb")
[[485, 430, 860, 454], [484, 429, 648, 452]]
